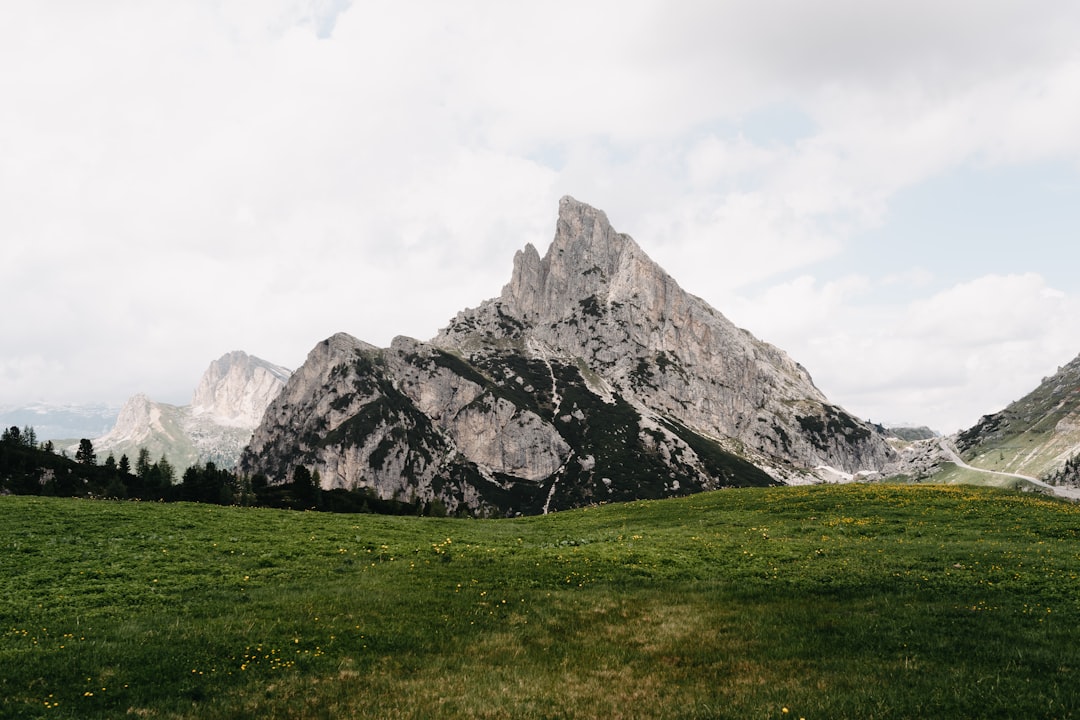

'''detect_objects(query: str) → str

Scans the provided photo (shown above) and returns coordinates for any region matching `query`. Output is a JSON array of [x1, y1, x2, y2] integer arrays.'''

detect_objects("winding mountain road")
[[938, 439, 1080, 501]]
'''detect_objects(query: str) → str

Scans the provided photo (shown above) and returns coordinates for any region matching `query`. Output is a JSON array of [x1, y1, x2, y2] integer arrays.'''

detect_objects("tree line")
[[0, 426, 452, 516]]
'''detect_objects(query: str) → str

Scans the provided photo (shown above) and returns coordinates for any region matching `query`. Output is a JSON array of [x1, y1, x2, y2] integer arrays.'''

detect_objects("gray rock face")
[[243, 334, 445, 497], [91, 351, 290, 473], [439, 196, 896, 478], [191, 351, 291, 428], [240, 197, 897, 516]]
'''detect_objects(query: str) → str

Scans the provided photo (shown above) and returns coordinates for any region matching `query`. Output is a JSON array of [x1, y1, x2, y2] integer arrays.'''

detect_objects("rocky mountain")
[[240, 197, 897, 516], [954, 353, 1080, 483], [90, 351, 290, 473], [886, 426, 938, 442]]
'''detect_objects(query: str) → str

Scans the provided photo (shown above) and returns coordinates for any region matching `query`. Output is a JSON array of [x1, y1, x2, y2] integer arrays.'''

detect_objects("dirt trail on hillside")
[[938, 439, 1080, 501]]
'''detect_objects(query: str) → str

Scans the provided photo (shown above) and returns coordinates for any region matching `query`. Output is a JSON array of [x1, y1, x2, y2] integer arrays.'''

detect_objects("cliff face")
[[240, 197, 896, 516], [90, 351, 290, 473], [241, 334, 451, 502], [438, 197, 894, 476], [191, 351, 291, 428]]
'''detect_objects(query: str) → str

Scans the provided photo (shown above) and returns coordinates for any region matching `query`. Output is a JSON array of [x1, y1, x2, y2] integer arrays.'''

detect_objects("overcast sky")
[[2, 1, 1079, 433]]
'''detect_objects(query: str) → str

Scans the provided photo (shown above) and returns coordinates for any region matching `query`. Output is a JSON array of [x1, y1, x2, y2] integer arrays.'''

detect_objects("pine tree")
[[157, 455, 175, 485], [292, 465, 317, 506], [75, 439, 96, 466], [136, 448, 152, 479]]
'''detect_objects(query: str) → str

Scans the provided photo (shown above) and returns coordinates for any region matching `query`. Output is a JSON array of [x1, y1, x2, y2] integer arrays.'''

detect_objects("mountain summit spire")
[[242, 197, 896, 516], [503, 196, 652, 322]]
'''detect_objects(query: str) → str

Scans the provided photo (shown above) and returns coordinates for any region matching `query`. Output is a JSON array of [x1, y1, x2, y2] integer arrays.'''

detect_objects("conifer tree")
[[157, 455, 175, 485], [136, 448, 152, 479], [76, 438, 96, 465]]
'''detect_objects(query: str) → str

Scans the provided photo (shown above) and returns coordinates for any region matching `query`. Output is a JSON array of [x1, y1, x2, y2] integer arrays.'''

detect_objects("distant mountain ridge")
[[191, 351, 292, 428], [955, 353, 1080, 483], [887, 426, 938, 442], [240, 197, 897, 516], [89, 352, 290, 473], [0, 402, 119, 442]]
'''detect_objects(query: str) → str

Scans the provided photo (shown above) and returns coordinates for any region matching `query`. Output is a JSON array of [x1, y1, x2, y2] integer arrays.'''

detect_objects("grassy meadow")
[[2, 484, 1079, 719], [931, 463, 1033, 491]]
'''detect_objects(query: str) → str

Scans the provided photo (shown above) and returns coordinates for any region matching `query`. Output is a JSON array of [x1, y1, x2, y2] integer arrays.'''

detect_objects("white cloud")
[[637, 192, 846, 301], [685, 135, 782, 187], [730, 272, 1080, 433], [1, 0, 1079, 440]]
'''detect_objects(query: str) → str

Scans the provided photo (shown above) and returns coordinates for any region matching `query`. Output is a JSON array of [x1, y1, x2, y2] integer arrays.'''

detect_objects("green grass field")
[[931, 462, 1032, 490], [2, 484, 1078, 719]]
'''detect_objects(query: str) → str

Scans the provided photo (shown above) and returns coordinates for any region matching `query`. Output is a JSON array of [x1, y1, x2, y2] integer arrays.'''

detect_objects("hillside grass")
[[2, 484, 1079, 719], [931, 462, 1033, 490], [965, 435, 1079, 480], [955, 369, 1080, 480]]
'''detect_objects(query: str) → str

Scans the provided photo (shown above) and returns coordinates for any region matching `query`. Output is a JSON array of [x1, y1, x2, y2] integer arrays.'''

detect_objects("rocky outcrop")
[[240, 197, 898, 516], [90, 351, 290, 473], [887, 426, 938, 442], [191, 351, 291, 428], [954, 352, 1080, 480], [437, 196, 895, 477], [100, 393, 172, 447]]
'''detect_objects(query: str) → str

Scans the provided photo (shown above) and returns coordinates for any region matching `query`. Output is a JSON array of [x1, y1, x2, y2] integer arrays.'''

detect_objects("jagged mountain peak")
[[436, 199, 842, 447], [547, 196, 639, 278], [107, 393, 161, 444], [243, 197, 898, 516], [191, 351, 292, 429], [435, 198, 892, 479], [90, 351, 291, 474], [502, 196, 653, 323]]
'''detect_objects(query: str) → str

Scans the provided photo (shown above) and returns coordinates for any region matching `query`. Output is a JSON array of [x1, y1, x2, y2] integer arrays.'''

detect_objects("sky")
[[2, 1, 1079, 434]]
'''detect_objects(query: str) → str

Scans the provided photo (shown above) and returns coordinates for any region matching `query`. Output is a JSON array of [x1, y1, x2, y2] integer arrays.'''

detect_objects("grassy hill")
[[2, 485, 1078, 719], [956, 355, 1080, 480]]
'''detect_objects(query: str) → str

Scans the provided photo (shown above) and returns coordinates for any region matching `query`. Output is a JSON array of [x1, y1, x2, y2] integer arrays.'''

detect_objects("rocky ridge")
[[954, 353, 1080, 482], [437, 197, 895, 476], [876, 354, 1080, 500], [90, 351, 290, 473], [240, 197, 898, 516]]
